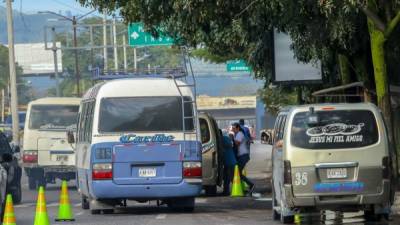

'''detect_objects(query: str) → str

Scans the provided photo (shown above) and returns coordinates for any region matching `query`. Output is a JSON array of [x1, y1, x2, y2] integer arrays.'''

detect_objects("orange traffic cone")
[[34, 186, 50, 225], [55, 180, 75, 221], [2, 194, 16, 225], [230, 165, 244, 197]]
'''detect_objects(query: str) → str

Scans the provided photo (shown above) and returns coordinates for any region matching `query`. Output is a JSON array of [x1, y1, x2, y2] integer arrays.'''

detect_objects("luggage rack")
[[91, 67, 187, 80]]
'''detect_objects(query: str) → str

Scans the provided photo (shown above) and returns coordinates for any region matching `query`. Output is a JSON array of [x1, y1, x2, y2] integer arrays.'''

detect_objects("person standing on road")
[[221, 130, 237, 196], [239, 119, 253, 151], [232, 122, 255, 194]]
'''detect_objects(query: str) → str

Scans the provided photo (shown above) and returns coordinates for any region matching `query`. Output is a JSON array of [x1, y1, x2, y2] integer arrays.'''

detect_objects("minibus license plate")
[[139, 168, 156, 177], [55, 155, 68, 162], [327, 168, 347, 179]]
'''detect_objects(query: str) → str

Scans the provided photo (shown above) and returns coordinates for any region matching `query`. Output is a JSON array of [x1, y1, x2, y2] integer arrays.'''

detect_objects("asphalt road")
[[11, 142, 400, 225]]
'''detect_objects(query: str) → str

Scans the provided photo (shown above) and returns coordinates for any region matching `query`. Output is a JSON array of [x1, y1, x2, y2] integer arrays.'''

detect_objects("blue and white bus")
[[73, 77, 202, 214]]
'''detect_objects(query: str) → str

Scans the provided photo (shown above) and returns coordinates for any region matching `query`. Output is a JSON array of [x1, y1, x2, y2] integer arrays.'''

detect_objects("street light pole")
[[5, 0, 20, 145], [113, 16, 118, 71], [51, 27, 61, 97], [72, 16, 81, 96], [103, 11, 108, 72]]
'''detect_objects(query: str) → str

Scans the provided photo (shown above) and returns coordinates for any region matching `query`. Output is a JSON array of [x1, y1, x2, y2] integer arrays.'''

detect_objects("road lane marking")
[[14, 203, 35, 208], [74, 203, 81, 207], [255, 197, 272, 201], [76, 211, 84, 216], [156, 214, 166, 219]]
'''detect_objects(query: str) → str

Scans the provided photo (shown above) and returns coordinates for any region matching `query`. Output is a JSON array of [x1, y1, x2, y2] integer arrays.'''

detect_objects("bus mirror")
[[67, 131, 75, 144]]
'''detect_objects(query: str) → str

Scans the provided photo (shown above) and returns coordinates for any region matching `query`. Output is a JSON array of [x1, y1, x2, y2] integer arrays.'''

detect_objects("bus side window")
[[86, 101, 95, 143], [200, 118, 210, 144], [278, 116, 287, 140]]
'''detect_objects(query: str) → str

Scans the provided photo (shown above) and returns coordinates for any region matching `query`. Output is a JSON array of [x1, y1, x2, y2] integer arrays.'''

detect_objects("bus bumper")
[[89, 180, 202, 200]]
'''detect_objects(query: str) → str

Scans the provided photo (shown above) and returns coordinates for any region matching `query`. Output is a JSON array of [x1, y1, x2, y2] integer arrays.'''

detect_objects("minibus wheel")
[[28, 177, 36, 190], [167, 197, 195, 212], [204, 185, 217, 196]]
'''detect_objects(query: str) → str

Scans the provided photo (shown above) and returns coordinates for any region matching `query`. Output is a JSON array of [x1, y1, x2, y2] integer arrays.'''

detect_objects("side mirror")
[[12, 145, 20, 153], [1, 153, 12, 163], [67, 131, 75, 144]]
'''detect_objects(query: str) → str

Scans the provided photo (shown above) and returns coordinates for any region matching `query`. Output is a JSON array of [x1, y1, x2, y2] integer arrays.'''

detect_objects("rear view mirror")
[[307, 107, 320, 126], [67, 131, 75, 144], [1, 153, 12, 163]]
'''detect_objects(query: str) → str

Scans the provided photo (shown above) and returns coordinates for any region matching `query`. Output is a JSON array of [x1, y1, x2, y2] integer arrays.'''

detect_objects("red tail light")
[[23, 151, 38, 163], [183, 162, 202, 178], [382, 156, 390, 179], [284, 160, 292, 185], [92, 163, 113, 180]]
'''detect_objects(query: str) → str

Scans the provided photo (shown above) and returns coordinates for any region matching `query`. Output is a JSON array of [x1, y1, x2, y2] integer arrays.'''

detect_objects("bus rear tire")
[[81, 195, 89, 210], [167, 197, 195, 212]]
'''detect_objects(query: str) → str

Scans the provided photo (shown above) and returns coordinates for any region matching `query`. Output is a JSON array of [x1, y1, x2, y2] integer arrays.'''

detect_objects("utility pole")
[[103, 12, 108, 72], [72, 16, 81, 96], [1, 89, 4, 123], [52, 27, 61, 97], [123, 35, 127, 73], [5, 0, 20, 145], [113, 16, 118, 71], [134, 48, 137, 72]]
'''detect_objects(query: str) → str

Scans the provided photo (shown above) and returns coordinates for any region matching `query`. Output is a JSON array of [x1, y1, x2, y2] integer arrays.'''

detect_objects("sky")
[[0, 0, 96, 15]]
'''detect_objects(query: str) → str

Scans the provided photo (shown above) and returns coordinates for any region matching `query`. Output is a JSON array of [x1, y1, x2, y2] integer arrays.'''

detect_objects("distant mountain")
[[0, 6, 67, 44]]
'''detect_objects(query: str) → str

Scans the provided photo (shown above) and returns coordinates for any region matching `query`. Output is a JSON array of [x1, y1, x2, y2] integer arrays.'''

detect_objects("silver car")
[[271, 103, 395, 223]]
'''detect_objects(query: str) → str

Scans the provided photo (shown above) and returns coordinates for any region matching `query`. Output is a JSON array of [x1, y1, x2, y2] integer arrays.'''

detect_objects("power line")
[[52, 0, 88, 14]]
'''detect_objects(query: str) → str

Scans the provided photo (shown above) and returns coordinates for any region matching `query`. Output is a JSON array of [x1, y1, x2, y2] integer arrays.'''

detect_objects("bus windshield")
[[29, 105, 79, 130], [99, 96, 194, 132]]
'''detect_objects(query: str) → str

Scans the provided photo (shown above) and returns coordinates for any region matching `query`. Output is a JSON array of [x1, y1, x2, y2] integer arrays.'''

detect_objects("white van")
[[73, 78, 202, 213], [23, 98, 80, 190]]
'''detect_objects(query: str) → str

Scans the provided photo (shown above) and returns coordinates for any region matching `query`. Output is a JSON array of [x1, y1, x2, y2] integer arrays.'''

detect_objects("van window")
[[291, 110, 379, 149], [99, 96, 194, 132], [29, 105, 79, 130], [200, 118, 210, 144]]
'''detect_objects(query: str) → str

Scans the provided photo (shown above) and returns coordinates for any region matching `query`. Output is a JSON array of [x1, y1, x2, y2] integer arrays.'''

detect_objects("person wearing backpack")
[[232, 122, 255, 194], [239, 119, 252, 152]]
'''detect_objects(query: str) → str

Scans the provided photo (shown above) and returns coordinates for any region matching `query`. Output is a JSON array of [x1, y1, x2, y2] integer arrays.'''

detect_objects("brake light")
[[283, 160, 292, 185], [183, 162, 202, 178], [23, 150, 38, 163], [322, 107, 335, 110], [382, 156, 390, 179], [92, 163, 113, 180]]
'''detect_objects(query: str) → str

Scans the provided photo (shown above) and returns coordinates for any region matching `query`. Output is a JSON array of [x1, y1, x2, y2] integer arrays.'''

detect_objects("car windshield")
[[29, 105, 79, 130], [291, 110, 379, 149], [99, 96, 194, 132]]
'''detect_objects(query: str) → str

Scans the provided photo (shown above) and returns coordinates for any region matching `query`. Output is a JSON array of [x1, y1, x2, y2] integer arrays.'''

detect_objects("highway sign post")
[[128, 23, 174, 47], [226, 60, 251, 72]]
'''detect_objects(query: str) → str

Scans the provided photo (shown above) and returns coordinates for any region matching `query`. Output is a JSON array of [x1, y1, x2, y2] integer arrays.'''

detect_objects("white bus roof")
[[28, 97, 81, 106], [83, 78, 194, 100]]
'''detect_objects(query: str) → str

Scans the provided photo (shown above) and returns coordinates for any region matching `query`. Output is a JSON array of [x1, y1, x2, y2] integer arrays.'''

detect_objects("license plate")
[[55, 155, 68, 162], [138, 168, 156, 177], [327, 168, 347, 179]]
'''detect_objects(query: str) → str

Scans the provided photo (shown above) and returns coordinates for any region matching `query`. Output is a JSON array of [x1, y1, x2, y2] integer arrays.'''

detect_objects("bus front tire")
[[81, 195, 90, 210], [28, 177, 36, 190]]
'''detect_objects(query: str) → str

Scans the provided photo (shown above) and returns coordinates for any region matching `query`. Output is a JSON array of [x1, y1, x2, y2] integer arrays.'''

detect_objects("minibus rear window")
[[99, 96, 194, 132], [29, 105, 79, 130], [291, 110, 379, 149]]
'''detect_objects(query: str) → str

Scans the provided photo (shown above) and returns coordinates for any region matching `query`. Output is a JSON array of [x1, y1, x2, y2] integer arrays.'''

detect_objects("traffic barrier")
[[3, 194, 16, 225], [34, 186, 50, 225], [231, 165, 244, 197], [55, 180, 75, 222]]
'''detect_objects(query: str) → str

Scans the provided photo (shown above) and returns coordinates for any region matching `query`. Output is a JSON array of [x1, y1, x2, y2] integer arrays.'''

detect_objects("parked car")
[[271, 103, 395, 223]]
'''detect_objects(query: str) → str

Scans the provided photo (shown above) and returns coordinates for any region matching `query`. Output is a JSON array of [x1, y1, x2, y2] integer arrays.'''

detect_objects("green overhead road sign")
[[226, 60, 251, 72], [128, 23, 174, 47]]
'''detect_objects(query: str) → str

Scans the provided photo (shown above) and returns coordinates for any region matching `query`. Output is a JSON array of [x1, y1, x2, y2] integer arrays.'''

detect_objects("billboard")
[[272, 30, 322, 83], [14, 43, 62, 75]]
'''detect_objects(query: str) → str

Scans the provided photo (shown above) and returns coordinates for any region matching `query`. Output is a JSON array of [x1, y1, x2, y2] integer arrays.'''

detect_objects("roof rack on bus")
[[91, 67, 187, 81]]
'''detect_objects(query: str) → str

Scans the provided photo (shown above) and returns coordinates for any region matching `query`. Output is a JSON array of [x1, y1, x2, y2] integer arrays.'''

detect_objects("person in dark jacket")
[[222, 131, 237, 196]]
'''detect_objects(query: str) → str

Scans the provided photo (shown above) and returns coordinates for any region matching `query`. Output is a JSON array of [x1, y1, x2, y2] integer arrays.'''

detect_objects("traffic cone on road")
[[231, 165, 244, 197], [34, 186, 50, 225], [55, 180, 75, 221], [3, 194, 16, 225]]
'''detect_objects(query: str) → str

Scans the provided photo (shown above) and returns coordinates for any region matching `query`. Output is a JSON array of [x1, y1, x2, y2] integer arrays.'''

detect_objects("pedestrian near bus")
[[221, 130, 237, 196], [239, 119, 253, 151], [232, 122, 255, 194]]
